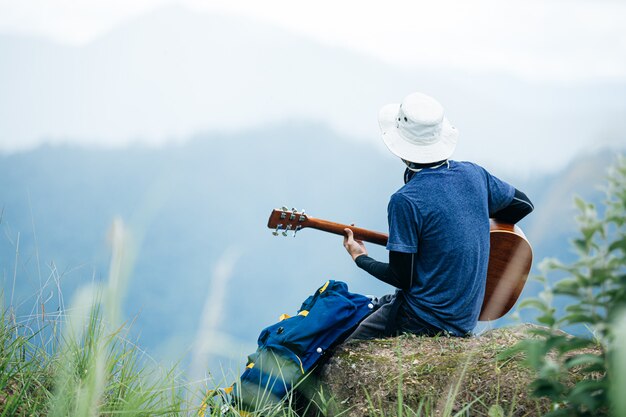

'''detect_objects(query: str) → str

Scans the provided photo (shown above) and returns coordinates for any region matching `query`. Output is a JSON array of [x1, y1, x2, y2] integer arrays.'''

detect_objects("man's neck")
[[404, 159, 448, 172], [403, 159, 449, 183]]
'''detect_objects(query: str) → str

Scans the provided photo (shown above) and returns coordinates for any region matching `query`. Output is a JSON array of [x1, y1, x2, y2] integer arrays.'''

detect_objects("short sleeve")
[[480, 167, 515, 215], [386, 193, 419, 253]]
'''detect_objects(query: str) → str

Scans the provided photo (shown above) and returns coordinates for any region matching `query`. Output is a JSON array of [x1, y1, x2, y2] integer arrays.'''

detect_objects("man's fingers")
[[343, 226, 367, 260], [343, 228, 351, 247], [345, 227, 365, 245]]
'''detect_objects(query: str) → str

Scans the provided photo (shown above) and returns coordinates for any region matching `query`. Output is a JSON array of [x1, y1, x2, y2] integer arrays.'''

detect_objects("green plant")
[[0, 219, 190, 416], [0, 313, 52, 416], [509, 156, 626, 416]]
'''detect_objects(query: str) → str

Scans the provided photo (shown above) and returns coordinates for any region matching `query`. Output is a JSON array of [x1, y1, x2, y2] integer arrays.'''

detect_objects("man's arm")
[[343, 228, 414, 289], [491, 189, 534, 224], [355, 252, 414, 290]]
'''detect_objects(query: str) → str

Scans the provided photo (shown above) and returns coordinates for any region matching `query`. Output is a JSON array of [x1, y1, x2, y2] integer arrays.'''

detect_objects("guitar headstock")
[[267, 207, 309, 237]]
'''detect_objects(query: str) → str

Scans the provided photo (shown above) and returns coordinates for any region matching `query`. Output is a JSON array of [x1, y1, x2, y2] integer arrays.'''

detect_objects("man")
[[343, 92, 533, 340]]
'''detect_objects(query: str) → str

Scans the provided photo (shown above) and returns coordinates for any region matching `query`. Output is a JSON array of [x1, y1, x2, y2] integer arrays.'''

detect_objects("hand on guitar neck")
[[343, 227, 368, 261]]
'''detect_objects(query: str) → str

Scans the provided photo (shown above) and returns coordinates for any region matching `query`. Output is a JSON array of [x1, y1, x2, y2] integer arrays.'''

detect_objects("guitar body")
[[481, 220, 532, 320], [267, 209, 532, 321]]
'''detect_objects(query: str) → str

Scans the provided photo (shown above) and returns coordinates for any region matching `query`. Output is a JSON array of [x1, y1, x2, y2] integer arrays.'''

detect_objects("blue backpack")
[[202, 280, 373, 415]]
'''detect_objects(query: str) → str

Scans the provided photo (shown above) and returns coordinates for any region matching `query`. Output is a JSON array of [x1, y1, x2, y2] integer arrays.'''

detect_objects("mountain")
[[0, 5, 625, 174], [0, 123, 397, 366], [0, 122, 620, 370]]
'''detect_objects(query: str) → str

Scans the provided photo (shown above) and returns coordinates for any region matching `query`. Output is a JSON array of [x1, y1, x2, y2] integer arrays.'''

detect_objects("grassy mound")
[[310, 325, 599, 417]]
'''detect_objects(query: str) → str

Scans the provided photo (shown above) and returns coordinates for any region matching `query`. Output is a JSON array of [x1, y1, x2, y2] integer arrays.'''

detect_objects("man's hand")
[[343, 227, 368, 261]]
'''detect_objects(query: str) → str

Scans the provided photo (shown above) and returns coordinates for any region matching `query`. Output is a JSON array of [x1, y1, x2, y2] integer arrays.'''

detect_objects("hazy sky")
[[1, 0, 625, 82], [1, 0, 625, 174]]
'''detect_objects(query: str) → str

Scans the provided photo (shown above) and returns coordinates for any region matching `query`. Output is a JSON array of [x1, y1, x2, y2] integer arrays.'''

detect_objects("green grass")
[[0, 219, 195, 416], [0, 304, 191, 416], [0, 311, 51, 416]]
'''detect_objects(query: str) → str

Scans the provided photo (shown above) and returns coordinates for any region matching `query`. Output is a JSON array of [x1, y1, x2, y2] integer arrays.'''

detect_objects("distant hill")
[[0, 123, 620, 370], [1, 123, 399, 366], [0, 5, 625, 174]]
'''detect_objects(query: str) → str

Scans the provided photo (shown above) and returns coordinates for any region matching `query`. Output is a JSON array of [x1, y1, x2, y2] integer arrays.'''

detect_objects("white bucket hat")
[[378, 92, 458, 164]]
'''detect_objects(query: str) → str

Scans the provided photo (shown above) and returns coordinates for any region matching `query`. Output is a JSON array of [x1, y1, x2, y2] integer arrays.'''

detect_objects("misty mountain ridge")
[[0, 122, 620, 371], [1, 4, 625, 176]]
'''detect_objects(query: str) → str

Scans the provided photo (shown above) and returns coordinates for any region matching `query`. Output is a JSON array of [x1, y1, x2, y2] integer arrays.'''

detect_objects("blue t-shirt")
[[387, 160, 514, 335]]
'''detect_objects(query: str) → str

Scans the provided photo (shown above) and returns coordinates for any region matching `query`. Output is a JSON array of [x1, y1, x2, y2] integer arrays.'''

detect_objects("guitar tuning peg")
[[299, 210, 306, 222], [293, 225, 302, 237], [282, 224, 292, 236], [281, 206, 289, 211], [272, 224, 283, 236]]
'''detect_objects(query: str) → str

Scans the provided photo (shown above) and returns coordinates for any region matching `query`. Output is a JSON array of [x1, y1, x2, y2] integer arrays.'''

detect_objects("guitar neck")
[[306, 217, 389, 246]]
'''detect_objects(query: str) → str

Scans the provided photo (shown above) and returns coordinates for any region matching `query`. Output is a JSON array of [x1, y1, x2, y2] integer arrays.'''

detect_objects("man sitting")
[[343, 92, 533, 340]]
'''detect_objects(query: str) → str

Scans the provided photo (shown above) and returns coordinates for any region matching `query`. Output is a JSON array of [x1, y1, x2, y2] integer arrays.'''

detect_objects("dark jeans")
[[345, 291, 442, 341]]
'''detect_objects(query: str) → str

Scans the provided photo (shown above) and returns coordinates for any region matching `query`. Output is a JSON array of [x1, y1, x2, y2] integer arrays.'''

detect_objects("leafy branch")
[[508, 156, 626, 417]]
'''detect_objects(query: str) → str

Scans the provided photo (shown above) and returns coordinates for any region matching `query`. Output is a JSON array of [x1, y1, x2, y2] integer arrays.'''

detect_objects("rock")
[[297, 324, 597, 417]]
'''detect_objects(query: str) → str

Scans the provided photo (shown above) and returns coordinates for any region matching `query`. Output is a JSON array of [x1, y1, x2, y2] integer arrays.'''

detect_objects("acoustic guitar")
[[267, 207, 532, 321]]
